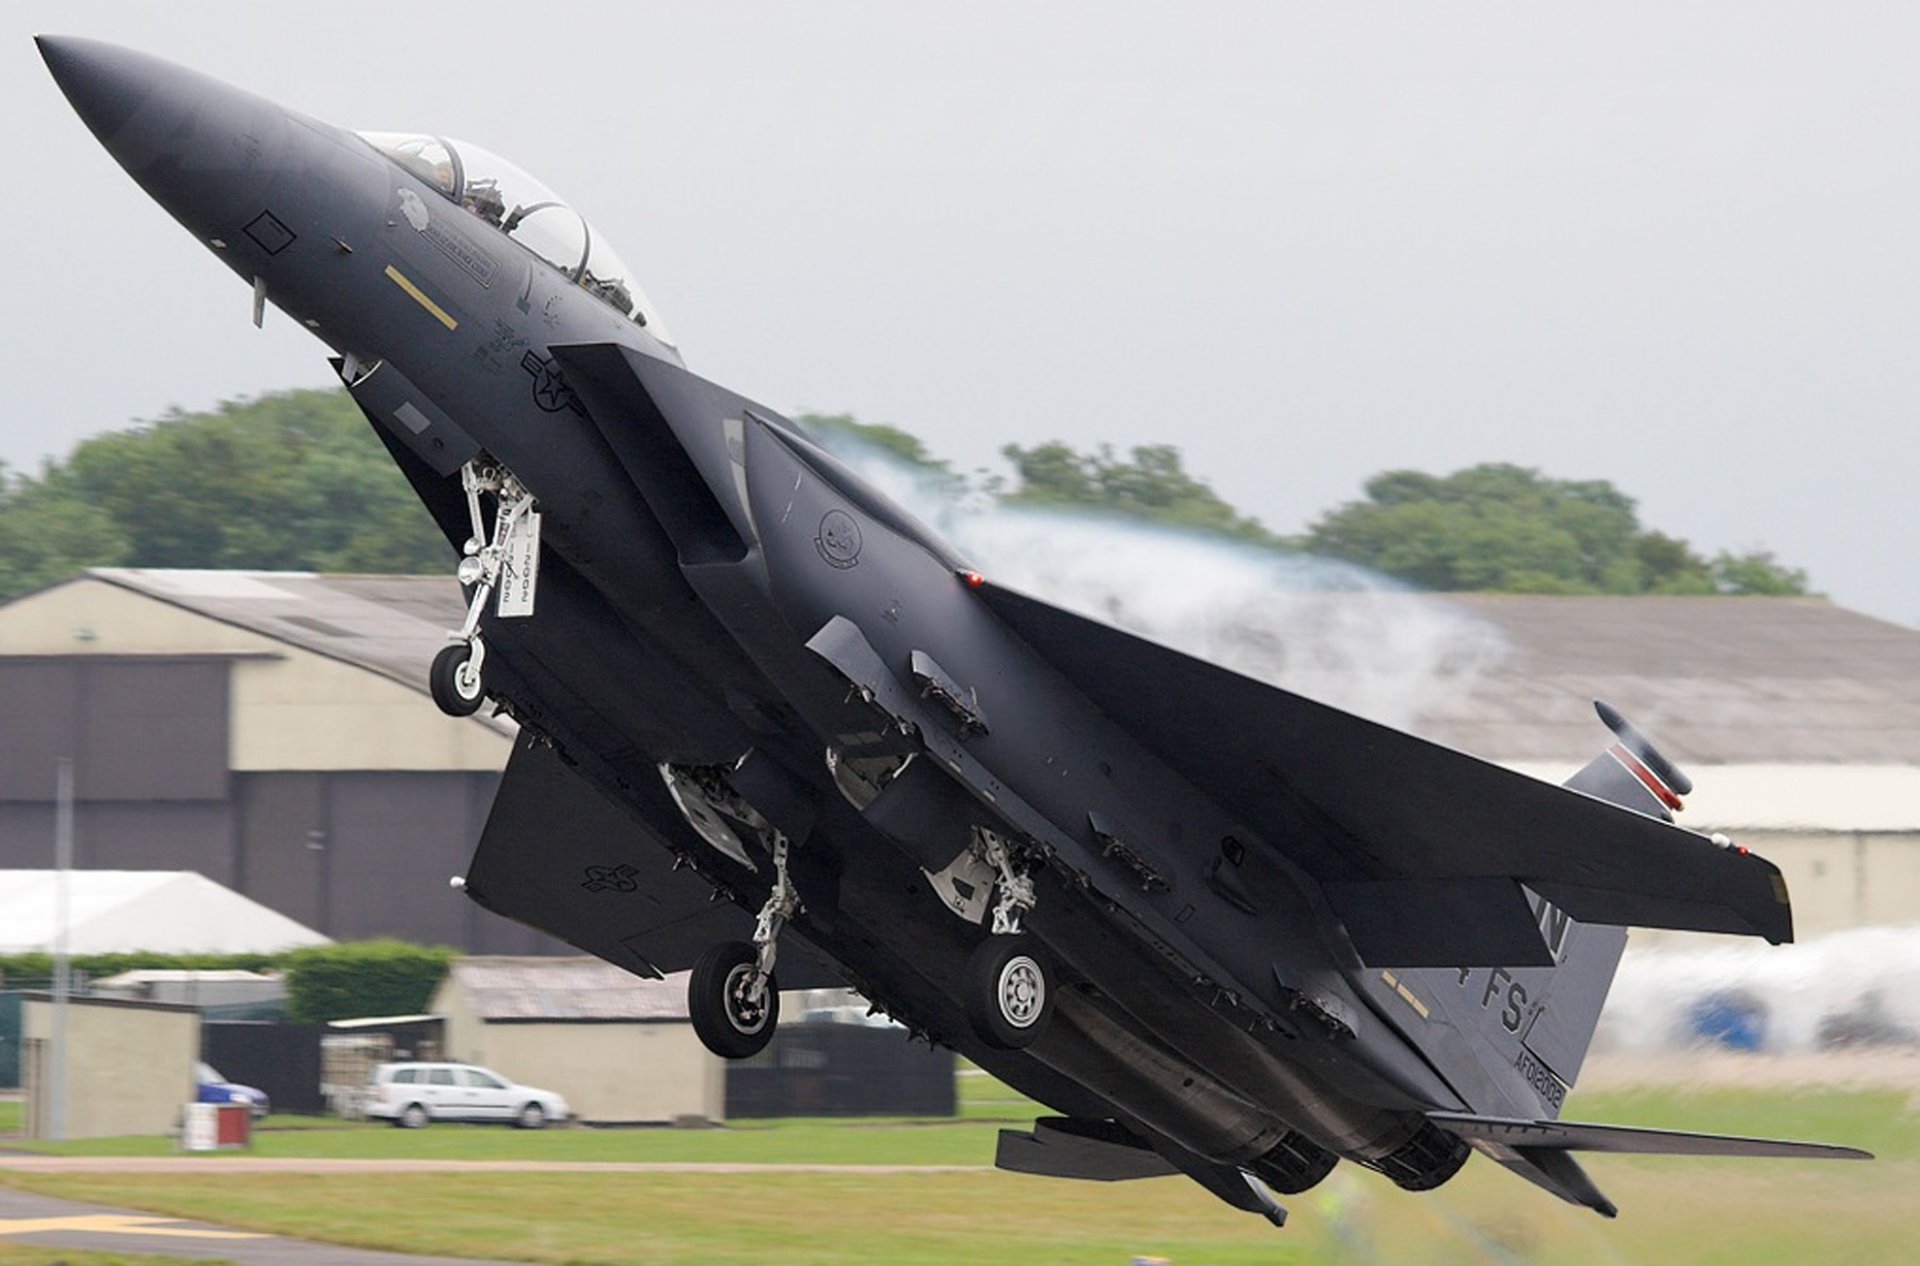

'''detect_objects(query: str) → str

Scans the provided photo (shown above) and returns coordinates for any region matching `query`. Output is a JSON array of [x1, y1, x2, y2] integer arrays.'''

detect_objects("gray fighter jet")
[[42, 36, 1867, 1225]]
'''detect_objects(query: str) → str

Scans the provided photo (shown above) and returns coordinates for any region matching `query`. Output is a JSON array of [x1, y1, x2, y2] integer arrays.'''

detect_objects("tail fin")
[[1391, 703, 1690, 1130], [1429, 704, 1733, 1218], [1423, 706, 1865, 1218], [1518, 700, 1697, 1098]]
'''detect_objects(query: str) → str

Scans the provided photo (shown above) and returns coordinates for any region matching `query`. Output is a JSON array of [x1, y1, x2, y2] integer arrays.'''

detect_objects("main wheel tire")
[[429, 643, 485, 717], [398, 1102, 429, 1129], [964, 935, 1054, 1050], [515, 1102, 547, 1130], [689, 940, 780, 1059]]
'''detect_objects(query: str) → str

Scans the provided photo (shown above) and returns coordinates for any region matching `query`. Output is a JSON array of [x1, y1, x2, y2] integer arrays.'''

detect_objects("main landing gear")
[[689, 834, 800, 1059], [430, 460, 538, 718], [965, 933, 1053, 1050], [963, 829, 1055, 1051]]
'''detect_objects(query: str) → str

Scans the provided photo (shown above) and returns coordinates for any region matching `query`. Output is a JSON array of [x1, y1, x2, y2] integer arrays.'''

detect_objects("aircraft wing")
[[463, 733, 840, 987], [975, 581, 1793, 960]]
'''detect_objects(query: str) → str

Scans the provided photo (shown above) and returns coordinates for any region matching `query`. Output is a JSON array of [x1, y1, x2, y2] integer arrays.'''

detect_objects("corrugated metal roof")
[[77, 571, 1920, 766], [87, 568, 511, 735], [1412, 595, 1920, 765], [447, 956, 692, 1021]]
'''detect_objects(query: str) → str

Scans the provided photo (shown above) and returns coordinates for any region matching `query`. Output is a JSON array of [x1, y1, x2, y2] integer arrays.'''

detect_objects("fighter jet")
[[42, 36, 1868, 1225]]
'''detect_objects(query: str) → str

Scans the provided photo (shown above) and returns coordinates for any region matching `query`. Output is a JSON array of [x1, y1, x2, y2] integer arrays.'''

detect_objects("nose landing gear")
[[430, 459, 539, 718], [429, 641, 486, 716]]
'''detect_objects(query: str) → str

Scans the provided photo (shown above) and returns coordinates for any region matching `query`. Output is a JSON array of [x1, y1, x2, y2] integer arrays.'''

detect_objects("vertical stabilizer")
[[1499, 701, 1697, 1107], [1394, 702, 1690, 1122]]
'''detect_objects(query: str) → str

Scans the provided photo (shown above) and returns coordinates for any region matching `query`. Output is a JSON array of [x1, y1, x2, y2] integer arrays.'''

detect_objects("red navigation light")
[[961, 570, 985, 589]]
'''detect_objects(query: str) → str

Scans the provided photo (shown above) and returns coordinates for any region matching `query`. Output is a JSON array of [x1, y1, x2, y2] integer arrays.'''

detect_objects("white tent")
[[0, 870, 331, 955]]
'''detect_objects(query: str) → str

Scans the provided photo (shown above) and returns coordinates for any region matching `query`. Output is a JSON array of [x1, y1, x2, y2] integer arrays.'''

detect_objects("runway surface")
[[0, 1156, 992, 1173], [0, 1179, 524, 1265]]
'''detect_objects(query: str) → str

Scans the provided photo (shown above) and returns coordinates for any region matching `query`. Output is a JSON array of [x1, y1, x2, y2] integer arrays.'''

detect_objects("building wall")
[[469, 1021, 723, 1124], [21, 995, 198, 1139], [229, 651, 509, 773], [432, 979, 720, 1122], [0, 578, 510, 773], [1740, 832, 1920, 938]]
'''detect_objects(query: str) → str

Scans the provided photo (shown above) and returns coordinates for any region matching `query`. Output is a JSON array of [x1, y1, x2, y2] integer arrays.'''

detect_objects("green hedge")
[[282, 940, 457, 1023], [0, 939, 458, 1023], [0, 950, 279, 983]]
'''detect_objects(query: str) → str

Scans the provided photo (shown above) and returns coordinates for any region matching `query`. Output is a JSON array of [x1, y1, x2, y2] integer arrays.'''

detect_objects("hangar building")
[[0, 569, 540, 952], [0, 570, 1915, 951]]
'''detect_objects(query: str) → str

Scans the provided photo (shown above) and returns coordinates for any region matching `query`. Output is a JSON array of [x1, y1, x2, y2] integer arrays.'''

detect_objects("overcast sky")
[[7, 3, 1916, 624]]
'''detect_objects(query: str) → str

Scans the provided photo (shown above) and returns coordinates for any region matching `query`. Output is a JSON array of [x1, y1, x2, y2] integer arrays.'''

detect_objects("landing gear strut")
[[963, 828, 1053, 1049], [430, 460, 537, 718], [690, 835, 800, 1059]]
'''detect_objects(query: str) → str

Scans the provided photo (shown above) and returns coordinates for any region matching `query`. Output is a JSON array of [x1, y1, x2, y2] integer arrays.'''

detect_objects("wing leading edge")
[[974, 581, 1792, 961]]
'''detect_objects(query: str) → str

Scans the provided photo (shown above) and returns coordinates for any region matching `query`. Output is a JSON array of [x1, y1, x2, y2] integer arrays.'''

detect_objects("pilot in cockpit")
[[461, 178, 505, 227]]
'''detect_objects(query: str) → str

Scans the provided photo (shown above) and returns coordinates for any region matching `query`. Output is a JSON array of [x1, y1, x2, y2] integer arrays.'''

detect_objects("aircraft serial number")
[[1514, 1047, 1567, 1110]]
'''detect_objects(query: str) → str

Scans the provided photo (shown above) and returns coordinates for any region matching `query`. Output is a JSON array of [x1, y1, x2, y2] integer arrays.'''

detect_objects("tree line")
[[805, 413, 1809, 597], [0, 390, 1807, 604]]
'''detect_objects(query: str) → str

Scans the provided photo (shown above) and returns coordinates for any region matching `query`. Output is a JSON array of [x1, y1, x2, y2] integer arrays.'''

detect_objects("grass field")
[[0, 1082, 1912, 1265]]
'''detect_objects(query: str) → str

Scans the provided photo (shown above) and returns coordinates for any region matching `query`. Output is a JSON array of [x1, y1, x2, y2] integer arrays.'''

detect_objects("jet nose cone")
[[37, 35, 292, 238], [37, 35, 155, 146]]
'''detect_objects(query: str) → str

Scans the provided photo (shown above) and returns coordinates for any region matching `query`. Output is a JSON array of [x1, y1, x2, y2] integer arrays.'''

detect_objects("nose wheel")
[[429, 642, 485, 717], [429, 459, 538, 718], [965, 933, 1055, 1050]]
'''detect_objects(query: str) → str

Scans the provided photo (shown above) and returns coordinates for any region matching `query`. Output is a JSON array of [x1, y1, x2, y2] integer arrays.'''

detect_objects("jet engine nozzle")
[[38, 35, 291, 242]]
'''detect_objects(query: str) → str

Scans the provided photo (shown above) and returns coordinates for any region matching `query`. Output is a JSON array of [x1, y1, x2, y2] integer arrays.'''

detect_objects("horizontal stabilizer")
[[1494, 1147, 1619, 1217], [1430, 1111, 1873, 1160], [995, 1117, 1179, 1181]]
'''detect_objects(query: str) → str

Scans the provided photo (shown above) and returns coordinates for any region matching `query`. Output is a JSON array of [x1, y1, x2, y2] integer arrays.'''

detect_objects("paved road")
[[0, 1181, 524, 1266], [0, 1156, 991, 1173]]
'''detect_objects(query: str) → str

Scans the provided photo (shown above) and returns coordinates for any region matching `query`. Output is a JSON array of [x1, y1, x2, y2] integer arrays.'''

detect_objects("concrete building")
[[430, 956, 723, 1124], [16, 993, 199, 1139]]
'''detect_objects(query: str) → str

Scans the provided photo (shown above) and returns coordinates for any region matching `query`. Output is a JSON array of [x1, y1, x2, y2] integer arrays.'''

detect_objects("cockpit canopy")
[[359, 132, 672, 343]]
